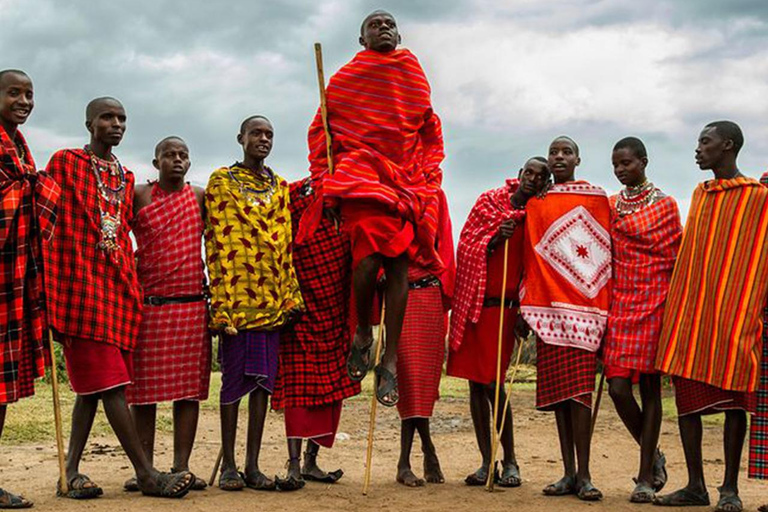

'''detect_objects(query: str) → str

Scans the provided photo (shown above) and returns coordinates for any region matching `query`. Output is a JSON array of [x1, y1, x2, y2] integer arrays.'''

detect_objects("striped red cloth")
[[0, 126, 59, 404], [536, 336, 594, 410], [272, 178, 360, 410], [603, 193, 682, 372], [297, 48, 446, 277], [397, 267, 446, 420], [449, 179, 526, 352], [43, 148, 142, 351], [656, 177, 768, 392], [126, 184, 211, 405], [673, 376, 755, 416]]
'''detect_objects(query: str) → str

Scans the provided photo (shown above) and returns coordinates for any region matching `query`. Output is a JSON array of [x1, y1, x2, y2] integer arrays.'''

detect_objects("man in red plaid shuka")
[[123, 136, 210, 492], [447, 158, 549, 488], [44, 98, 194, 499], [603, 137, 681, 503], [271, 177, 360, 484], [0, 69, 60, 509]]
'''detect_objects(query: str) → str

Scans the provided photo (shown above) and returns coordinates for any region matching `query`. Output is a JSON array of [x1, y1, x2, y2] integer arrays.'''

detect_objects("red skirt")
[[536, 337, 595, 411], [447, 306, 516, 385], [397, 285, 446, 420], [63, 337, 133, 395], [603, 365, 658, 384], [126, 301, 211, 405], [673, 377, 756, 416], [341, 201, 415, 269], [284, 401, 342, 448]]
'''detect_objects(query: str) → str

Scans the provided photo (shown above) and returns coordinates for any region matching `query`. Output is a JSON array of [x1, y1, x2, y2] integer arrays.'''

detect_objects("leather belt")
[[483, 297, 519, 308], [144, 295, 206, 306], [408, 276, 441, 290]]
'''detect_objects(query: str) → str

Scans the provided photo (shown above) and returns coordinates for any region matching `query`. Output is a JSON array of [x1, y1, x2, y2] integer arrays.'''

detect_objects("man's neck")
[[158, 176, 184, 192], [89, 139, 113, 160], [0, 119, 18, 141], [712, 162, 742, 180], [511, 188, 530, 208], [240, 156, 265, 173]]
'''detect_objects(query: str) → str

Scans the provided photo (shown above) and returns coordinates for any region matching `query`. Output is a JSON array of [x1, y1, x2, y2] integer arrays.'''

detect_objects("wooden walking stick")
[[313, 42, 339, 232], [488, 332, 525, 489], [47, 330, 67, 492], [209, 447, 223, 487], [486, 239, 510, 491], [362, 300, 387, 496], [590, 369, 606, 439]]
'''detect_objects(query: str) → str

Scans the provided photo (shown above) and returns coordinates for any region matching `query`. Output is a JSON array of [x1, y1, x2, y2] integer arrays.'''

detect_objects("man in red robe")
[[447, 157, 550, 488], [0, 69, 60, 509], [298, 10, 446, 407], [44, 97, 194, 499]]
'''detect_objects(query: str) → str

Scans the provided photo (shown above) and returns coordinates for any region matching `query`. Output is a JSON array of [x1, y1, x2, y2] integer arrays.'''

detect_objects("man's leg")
[[465, 382, 492, 482], [572, 400, 601, 498], [608, 377, 643, 443], [244, 388, 274, 488], [680, 413, 707, 493], [172, 400, 200, 473], [493, 384, 520, 486], [286, 438, 302, 481], [415, 418, 444, 484], [543, 403, 576, 494], [218, 399, 242, 489], [350, 254, 383, 379], [720, 409, 747, 506], [0, 404, 32, 508], [131, 404, 157, 466], [65, 394, 99, 485], [397, 419, 423, 486], [0, 404, 5, 438], [378, 254, 409, 401], [638, 374, 662, 487]]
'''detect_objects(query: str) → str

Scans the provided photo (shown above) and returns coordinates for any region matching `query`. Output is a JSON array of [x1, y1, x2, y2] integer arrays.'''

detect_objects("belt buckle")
[[147, 296, 162, 306]]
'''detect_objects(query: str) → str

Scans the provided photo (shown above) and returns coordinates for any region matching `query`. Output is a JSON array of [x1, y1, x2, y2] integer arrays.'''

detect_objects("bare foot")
[[396, 467, 425, 487], [423, 453, 445, 484]]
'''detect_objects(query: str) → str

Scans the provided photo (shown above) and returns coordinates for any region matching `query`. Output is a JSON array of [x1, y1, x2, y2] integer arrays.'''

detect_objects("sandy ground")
[[2, 387, 767, 512]]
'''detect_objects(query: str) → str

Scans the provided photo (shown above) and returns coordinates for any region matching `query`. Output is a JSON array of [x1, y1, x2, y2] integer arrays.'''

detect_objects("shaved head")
[[551, 135, 580, 157], [0, 69, 29, 89], [154, 136, 187, 158], [240, 115, 271, 135], [85, 96, 123, 122], [360, 9, 394, 35], [613, 136, 647, 159], [705, 120, 744, 156]]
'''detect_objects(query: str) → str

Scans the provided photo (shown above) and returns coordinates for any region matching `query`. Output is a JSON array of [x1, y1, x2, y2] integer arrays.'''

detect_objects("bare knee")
[[608, 378, 633, 403]]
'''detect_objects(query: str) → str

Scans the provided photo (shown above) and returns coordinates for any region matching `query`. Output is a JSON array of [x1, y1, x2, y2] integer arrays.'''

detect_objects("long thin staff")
[[209, 447, 223, 487], [362, 301, 387, 496], [48, 330, 67, 492], [486, 239, 510, 491], [313, 42, 339, 232], [590, 369, 606, 438], [487, 333, 525, 490]]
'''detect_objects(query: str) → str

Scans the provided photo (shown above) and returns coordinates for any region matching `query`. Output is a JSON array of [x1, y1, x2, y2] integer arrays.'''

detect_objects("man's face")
[[87, 101, 126, 147], [612, 148, 647, 187], [519, 160, 550, 196], [238, 118, 273, 160], [548, 138, 580, 183], [0, 72, 34, 128], [360, 12, 400, 52], [695, 126, 729, 171], [154, 139, 190, 181]]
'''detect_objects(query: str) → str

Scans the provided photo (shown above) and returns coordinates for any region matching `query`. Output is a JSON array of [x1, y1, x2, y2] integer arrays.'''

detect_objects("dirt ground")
[[2, 385, 767, 512]]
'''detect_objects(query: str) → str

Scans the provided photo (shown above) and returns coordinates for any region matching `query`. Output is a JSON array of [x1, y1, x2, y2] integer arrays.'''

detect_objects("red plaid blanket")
[[43, 149, 142, 351], [0, 126, 59, 404], [603, 193, 682, 372], [297, 48, 445, 276], [449, 179, 525, 351]]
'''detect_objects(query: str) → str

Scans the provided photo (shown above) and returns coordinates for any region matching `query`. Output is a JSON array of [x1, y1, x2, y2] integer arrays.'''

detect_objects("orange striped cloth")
[[297, 48, 445, 275], [520, 181, 612, 352], [655, 177, 768, 392]]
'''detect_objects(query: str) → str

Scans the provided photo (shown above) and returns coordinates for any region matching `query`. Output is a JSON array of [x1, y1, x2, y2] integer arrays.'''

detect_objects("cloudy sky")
[[4, 0, 768, 228]]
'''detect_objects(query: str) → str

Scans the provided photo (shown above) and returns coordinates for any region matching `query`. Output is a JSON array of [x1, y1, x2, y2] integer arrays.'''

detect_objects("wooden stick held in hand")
[[48, 330, 67, 492], [362, 301, 387, 496], [313, 42, 339, 231]]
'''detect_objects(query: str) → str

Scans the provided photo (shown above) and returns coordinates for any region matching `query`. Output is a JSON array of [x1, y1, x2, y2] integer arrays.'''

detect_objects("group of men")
[[1, 8, 768, 512]]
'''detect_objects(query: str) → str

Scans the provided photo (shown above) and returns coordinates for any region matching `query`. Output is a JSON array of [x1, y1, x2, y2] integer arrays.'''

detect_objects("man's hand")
[[323, 207, 341, 226], [284, 306, 303, 327], [498, 218, 517, 240], [514, 314, 530, 339]]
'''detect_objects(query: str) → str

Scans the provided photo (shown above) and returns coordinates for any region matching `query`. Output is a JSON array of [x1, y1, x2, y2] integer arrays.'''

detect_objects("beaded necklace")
[[615, 179, 658, 217], [86, 146, 126, 255], [228, 164, 276, 207]]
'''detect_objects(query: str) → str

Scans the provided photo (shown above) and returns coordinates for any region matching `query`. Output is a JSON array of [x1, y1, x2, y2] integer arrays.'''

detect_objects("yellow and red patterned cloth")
[[298, 48, 445, 275], [0, 126, 59, 404], [205, 165, 303, 333]]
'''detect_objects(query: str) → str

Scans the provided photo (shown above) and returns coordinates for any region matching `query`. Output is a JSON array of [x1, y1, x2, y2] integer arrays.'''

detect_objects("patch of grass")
[[661, 396, 725, 426]]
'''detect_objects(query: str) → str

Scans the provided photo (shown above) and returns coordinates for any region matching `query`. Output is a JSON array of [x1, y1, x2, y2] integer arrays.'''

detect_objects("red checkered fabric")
[[397, 267, 446, 420], [126, 184, 210, 405], [603, 194, 682, 372], [536, 336, 595, 410], [43, 148, 142, 351], [272, 178, 360, 410], [449, 179, 526, 352], [749, 306, 768, 479], [673, 376, 756, 416], [0, 126, 59, 404]]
